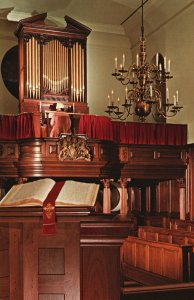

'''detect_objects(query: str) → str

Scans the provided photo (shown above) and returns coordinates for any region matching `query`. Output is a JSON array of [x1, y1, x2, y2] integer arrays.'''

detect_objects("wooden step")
[[123, 280, 142, 287], [122, 263, 180, 286]]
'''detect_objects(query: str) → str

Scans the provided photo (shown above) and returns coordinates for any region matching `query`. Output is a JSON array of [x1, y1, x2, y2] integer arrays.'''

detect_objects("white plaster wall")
[[132, 4, 194, 142], [87, 31, 131, 117]]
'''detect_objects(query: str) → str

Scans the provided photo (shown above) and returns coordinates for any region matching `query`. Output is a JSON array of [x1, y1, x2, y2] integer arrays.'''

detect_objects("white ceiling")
[[0, 0, 193, 45]]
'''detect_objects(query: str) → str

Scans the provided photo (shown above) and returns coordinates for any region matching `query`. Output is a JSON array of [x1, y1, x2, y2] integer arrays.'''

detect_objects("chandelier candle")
[[105, 0, 183, 121]]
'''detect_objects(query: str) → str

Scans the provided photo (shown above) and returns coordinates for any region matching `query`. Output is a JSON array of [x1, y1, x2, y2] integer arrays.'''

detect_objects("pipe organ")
[[15, 13, 91, 114]]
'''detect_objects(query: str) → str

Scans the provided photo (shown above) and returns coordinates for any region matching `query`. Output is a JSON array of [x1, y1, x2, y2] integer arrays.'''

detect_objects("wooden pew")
[[142, 215, 170, 228], [170, 219, 194, 232], [121, 236, 193, 282], [138, 225, 194, 245]]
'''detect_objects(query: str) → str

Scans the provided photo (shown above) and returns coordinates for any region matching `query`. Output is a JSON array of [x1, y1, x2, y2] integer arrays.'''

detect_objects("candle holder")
[[105, 0, 182, 122]]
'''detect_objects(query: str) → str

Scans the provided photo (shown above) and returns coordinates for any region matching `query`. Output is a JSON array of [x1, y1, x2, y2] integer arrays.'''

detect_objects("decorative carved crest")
[[43, 202, 55, 220], [58, 134, 91, 161]]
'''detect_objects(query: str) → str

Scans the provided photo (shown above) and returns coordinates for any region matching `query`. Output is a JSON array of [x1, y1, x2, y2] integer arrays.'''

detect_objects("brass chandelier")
[[105, 0, 182, 122]]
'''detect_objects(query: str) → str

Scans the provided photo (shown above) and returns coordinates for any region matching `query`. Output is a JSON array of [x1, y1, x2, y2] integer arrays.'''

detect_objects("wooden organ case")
[[15, 13, 91, 115]]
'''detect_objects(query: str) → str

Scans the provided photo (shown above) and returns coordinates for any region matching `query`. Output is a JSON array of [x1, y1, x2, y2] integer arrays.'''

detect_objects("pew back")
[[122, 236, 193, 282], [138, 225, 194, 245]]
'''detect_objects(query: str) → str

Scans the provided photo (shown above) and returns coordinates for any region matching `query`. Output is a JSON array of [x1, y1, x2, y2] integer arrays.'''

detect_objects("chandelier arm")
[[107, 0, 182, 122], [141, 0, 144, 40]]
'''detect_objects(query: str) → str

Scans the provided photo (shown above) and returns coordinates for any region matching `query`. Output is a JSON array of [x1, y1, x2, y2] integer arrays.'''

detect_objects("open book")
[[0, 178, 99, 207]]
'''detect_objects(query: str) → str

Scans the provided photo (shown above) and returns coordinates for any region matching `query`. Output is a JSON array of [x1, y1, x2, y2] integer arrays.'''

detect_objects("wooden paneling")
[[80, 219, 131, 300], [23, 222, 38, 300], [0, 140, 187, 181], [38, 248, 65, 275], [157, 181, 170, 213], [187, 144, 194, 220], [122, 236, 192, 281], [0, 214, 131, 300], [0, 224, 9, 250], [149, 245, 163, 274], [9, 223, 23, 300], [119, 145, 186, 180], [39, 295, 64, 300], [81, 246, 120, 300], [0, 250, 9, 277], [136, 243, 147, 269], [0, 224, 9, 299], [163, 248, 181, 279], [0, 277, 9, 299], [171, 180, 180, 213]]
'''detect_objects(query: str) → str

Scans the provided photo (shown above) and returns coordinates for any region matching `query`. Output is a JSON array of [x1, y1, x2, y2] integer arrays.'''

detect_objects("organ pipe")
[[25, 37, 86, 102], [26, 37, 41, 99], [16, 14, 91, 115]]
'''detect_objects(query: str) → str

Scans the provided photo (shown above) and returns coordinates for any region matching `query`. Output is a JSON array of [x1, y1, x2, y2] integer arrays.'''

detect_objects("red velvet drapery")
[[0, 113, 187, 145], [0, 113, 35, 140], [78, 115, 187, 145], [112, 121, 187, 145], [79, 114, 113, 141]]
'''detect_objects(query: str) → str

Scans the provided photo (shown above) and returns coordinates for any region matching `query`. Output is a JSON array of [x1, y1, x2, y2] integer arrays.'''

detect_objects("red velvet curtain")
[[112, 121, 187, 145], [78, 115, 187, 145], [16, 113, 35, 139], [1, 113, 186, 144], [0, 115, 17, 140], [155, 123, 187, 145], [0, 113, 35, 140], [79, 115, 113, 140]]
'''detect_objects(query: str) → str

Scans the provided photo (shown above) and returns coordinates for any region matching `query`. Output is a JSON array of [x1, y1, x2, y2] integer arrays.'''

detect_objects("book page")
[[55, 181, 99, 206], [0, 178, 56, 206]]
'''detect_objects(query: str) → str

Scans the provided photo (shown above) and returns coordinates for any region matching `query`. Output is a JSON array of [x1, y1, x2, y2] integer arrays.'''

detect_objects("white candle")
[[136, 54, 139, 67], [176, 90, 179, 103], [122, 54, 125, 68], [164, 56, 166, 69], [108, 94, 110, 105], [173, 95, 176, 106], [125, 87, 128, 98], [168, 59, 171, 72], [111, 90, 114, 101], [156, 53, 159, 66], [115, 57, 118, 69], [166, 87, 169, 100], [150, 85, 153, 97]]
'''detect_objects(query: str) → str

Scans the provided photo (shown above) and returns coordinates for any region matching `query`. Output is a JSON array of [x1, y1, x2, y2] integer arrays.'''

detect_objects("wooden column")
[[120, 178, 128, 215], [102, 179, 111, 214], [0, 178, 6, 201], [178, 178, 186, 220]]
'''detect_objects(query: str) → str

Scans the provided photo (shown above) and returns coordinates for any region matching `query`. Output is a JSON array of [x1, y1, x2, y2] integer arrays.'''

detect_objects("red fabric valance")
[[78, 115, 187, 145], [0, 113, 187, 145], [112, 122, 187, 145], [0, 113, 35, 140], [79, 115, 113, 141]]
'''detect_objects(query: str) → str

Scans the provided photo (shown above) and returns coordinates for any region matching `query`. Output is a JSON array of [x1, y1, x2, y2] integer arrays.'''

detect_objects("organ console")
[[15, 13, 91, 116]]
